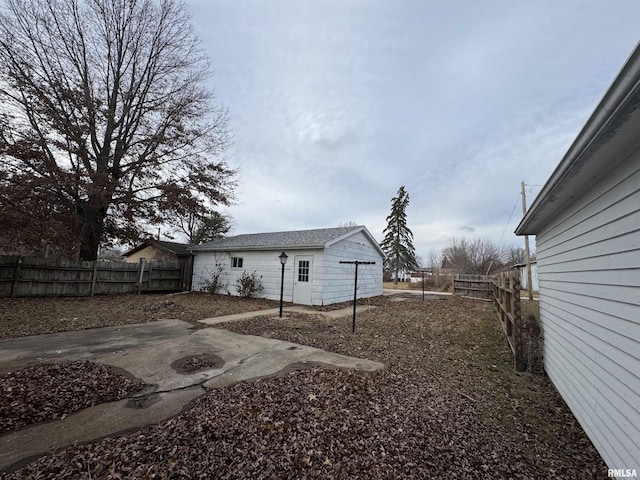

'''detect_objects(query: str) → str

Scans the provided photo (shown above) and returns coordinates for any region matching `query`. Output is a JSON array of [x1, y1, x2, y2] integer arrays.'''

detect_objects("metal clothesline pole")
[[339, 260, 376, 333]]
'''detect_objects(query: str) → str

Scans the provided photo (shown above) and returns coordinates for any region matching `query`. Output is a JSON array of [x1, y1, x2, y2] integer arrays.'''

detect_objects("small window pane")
[[298, 260, 309, 282], [232, 257, 243, 268]]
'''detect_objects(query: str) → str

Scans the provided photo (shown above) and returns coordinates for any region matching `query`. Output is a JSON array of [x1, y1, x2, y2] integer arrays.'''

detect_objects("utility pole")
[[521, 181, 534, 301]]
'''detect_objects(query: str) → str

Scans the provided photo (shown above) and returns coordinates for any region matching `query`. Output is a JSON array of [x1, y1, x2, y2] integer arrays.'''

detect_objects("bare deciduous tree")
[[441, 237, 505, 275], [175, 211, 232, 245], [469, 238, 503, 275], [337, 221, 359, 228], [0, 0, 235, 260], [427, 248, 441, 271], [505, 246, 527, 265]]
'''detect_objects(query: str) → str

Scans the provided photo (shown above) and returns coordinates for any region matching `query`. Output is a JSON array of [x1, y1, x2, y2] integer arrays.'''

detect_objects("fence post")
[[148, 262, 153, 291], [512, 272, 525, 371], [91, 262, 98, 296], [10, 256, 22, 298], [137, 258, 146, 294], [185, 256, 194, 291]]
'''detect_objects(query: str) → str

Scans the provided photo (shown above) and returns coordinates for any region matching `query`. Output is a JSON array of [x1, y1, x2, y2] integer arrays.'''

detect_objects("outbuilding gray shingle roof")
[[191, 226, 362, 251], [123, 239, 193, 257]]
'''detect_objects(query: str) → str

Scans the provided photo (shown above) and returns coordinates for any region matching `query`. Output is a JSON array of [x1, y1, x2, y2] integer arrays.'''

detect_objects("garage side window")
[[232, 257, 243, 268]]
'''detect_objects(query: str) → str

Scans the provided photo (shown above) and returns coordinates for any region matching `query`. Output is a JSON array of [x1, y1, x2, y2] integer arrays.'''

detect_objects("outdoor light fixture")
[[278, 251, 288, 317]]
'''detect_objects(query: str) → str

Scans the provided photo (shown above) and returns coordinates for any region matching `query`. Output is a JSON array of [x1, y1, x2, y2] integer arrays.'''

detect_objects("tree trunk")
[[394, 258, 399, 285], [75, 197, 108, 261]]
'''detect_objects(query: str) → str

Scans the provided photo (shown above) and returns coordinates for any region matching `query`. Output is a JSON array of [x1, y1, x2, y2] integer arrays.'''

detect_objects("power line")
[[498, 193, 521, 249], [525, 183, 544, 195]]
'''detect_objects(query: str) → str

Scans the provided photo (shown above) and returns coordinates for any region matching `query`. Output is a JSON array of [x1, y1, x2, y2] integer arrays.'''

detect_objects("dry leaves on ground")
[[0, 360, 146, 434], [2, 296, 607, 479], [170, 354, 225, 374], [0, 293, 277, 338]]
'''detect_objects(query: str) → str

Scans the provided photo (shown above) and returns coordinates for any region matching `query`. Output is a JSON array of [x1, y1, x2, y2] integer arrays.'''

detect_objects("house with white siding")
[[190, 226, 384, 305], [515, 45, 640, 473], [514, 261, 539, 292]]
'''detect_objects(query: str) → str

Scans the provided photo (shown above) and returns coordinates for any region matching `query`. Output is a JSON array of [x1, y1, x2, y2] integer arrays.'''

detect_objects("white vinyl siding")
[[534, 155, 640, 471], [517, 262, 539, 291], [321, 231, 384, 305], [192, 249, 324, 304], [191, 228, 383, 306], [192, 251, 292, 301]]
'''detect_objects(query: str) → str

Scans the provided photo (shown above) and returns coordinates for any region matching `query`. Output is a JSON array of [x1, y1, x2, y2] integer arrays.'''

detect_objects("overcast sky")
[[185, 0, 640, 260]]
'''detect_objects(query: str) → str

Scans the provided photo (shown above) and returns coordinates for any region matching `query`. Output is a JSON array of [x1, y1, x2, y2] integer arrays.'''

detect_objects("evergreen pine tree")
[[380, 186, 418, 284]]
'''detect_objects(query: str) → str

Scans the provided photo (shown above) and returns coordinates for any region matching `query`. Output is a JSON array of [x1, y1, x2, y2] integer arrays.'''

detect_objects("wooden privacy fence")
[[452, 274, 493, 300], [491, 270, 525, 371], [0, 256, 191, 298]]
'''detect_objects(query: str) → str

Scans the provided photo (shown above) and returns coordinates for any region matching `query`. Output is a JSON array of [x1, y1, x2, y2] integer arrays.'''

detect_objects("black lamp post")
[[278, 251, 288, 317]]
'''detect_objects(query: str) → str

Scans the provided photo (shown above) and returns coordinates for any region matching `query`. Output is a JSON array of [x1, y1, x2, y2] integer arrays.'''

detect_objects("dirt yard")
[[0, 294, 607, 478]]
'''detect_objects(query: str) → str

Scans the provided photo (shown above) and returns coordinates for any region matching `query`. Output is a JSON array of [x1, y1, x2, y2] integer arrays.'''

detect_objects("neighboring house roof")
[[123, 240, 193, 258], [516, 45, 640, 235], [191, 226, 385, 257], [513, 261, 537, 268]]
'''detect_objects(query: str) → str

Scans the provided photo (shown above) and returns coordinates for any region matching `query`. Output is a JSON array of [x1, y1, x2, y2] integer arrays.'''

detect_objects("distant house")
[[123, 240, 193, 263], [388, 269, 412, 282], [190, 226, 384, 306], [513, 261, 539, 292], [123, 239, 194, 290], [515, 46, 640, 472]]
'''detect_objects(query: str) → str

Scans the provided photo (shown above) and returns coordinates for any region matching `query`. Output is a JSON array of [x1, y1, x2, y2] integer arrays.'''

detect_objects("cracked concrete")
[[0, 309, 383, 470]]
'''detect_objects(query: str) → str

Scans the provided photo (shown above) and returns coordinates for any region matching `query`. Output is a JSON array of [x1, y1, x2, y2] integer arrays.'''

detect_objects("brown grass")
[[521, 298, 541, 322]]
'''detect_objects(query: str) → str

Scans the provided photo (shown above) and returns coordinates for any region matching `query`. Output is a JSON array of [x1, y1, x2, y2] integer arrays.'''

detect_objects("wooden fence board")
[[452, 274, 493, 300], [491, 270, 525, 371], [0, 256, 186, 297]]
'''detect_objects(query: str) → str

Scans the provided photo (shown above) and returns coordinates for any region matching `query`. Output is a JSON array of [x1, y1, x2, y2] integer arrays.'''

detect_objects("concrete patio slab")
[[0, 319, 194, 374], [0, 315, 383, 471]]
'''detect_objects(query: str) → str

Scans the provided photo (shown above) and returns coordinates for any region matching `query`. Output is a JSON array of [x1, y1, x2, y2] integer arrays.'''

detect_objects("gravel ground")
[[1, 296, 607, 478]]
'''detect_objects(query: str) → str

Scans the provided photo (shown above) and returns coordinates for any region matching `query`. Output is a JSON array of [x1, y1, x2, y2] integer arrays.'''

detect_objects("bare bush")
[[235, 271, 264, 298], [199, 263, 228, 294]]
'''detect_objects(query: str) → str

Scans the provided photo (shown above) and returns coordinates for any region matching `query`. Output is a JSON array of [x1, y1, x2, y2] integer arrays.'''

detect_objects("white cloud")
[[187, 0, 640, 257]]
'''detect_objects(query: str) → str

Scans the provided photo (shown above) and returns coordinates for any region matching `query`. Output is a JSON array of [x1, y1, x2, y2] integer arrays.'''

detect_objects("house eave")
[[190, 244, 325, 253], [189, 225, 385, 258], [516, 42, 640, 236], [325, 226, 386, 259]]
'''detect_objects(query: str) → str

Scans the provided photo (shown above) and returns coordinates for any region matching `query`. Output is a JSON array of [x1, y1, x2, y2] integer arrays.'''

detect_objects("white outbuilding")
[[513, 261, 539, 292], [516, 45, 640, 473], [190, 226, 384, 306]]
